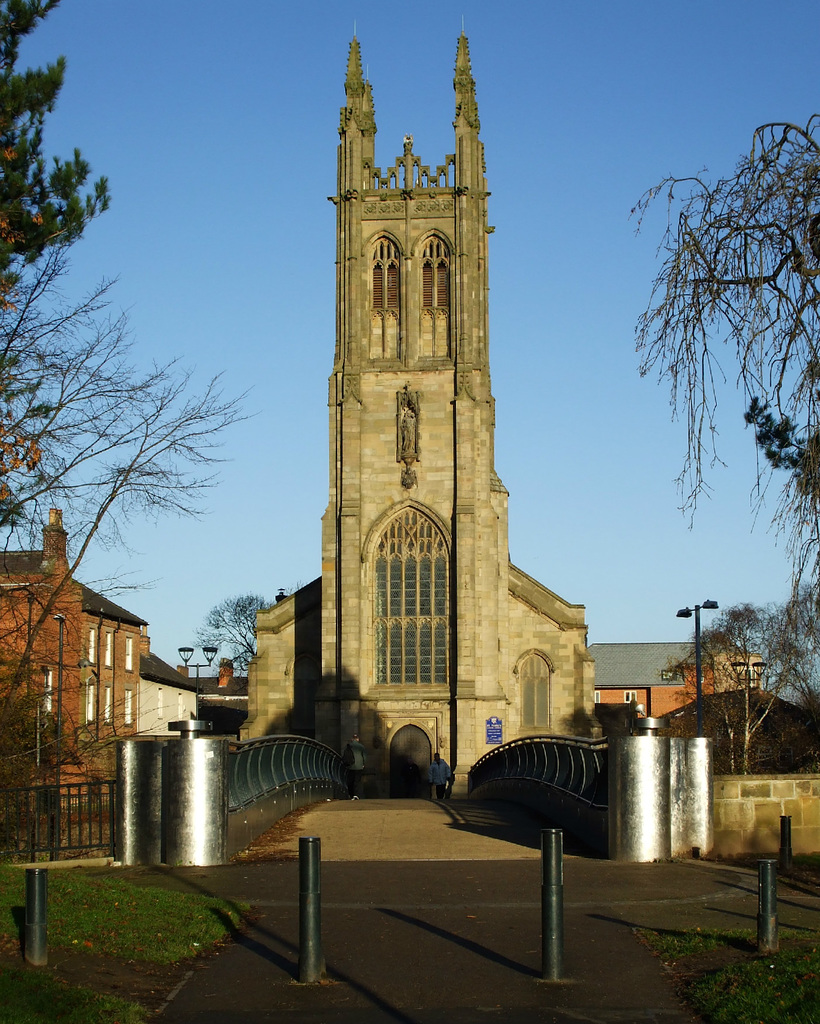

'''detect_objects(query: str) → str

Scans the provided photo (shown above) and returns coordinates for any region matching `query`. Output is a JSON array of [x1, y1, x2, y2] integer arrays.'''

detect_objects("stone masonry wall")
[[713, 774, 820, 857]]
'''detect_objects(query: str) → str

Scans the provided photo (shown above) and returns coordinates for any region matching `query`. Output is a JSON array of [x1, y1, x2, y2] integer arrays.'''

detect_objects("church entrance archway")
[[389, 725, 431, 798]]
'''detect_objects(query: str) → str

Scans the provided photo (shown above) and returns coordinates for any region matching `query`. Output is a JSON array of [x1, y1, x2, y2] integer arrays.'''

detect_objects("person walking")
[[427, 751, 451, 800], [343, 733, 367, 799]]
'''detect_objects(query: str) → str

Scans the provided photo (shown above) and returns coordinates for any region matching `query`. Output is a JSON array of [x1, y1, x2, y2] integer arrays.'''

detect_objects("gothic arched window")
[[374, 510, 448, 687], [371, 238, 400, 359], [420, 237, 450, 358], [520, 653, 551, 729]]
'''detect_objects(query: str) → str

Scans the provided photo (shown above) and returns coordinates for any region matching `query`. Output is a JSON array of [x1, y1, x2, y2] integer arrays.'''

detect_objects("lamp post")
[[177, 645, 218, 719], [676, 600, 719, 738]]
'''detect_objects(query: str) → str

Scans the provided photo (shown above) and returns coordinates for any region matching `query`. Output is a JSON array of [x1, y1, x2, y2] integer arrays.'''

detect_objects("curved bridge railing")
[[226, 735, 348, 856], [468, 735, 609, 853]]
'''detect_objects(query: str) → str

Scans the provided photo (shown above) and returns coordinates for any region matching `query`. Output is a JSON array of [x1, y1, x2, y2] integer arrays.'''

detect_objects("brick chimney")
[[218, 658, 234, 688], [42, 509, 68, 570]]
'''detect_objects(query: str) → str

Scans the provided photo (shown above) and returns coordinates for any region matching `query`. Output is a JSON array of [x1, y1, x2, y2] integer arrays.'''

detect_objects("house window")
[[124, 687, 133, 726], [88, 628, 97, 663], [520, 653, 551, 729], [43, 669, 53, 713], [125, 635, 134, 672], [370, 237, 400, 359], [85, 681, 96, 723], [374, 509, 449, 687], [420, 237, 450, 358], [624, 690, 638, 704], [104, 685, 112, 723], [104, 630, 113, 668], [593, 691, 601, 704]]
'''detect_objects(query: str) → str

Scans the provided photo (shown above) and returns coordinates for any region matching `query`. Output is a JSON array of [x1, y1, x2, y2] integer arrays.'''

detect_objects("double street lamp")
[[676, 600, 719, 738], [178, 645, 218, 719]]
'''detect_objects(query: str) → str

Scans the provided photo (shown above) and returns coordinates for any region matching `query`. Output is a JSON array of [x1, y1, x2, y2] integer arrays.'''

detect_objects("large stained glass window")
[[374, 510, 448, 686], [520, 653, 551, 729]]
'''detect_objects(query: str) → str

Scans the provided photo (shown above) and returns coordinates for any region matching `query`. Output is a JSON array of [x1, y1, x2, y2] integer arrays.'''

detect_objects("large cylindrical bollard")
[[116, 740, 166, 865], [608, 736, 672, 861], [25, 867, 48, 966], [683, 737, 713, 857], [757, 859, 778, 953], [541, 829, 563, 981], [299, 836, 325, 983], [164, 738, 229, 866]]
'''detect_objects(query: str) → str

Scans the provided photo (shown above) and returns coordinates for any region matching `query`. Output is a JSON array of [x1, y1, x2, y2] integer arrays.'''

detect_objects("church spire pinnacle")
[[454, 33, 479, 131], [343, 37, 376, 136]]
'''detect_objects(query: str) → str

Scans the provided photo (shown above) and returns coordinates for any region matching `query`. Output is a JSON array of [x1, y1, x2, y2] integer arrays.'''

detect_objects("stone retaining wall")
[[713, 774, 820, 857]]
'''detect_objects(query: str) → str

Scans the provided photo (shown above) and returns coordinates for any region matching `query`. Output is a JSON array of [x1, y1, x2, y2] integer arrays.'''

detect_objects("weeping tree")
[[634, 116, 820, 594]]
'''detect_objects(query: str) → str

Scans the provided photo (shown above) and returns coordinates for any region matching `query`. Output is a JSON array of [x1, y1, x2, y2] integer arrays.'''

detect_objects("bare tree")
[[196, 593, 271, 673], [634, 116, 820, 594]]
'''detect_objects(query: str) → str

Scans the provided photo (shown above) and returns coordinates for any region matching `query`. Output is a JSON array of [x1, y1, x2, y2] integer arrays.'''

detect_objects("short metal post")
[[541, 828, 563, 981], [25, 868, 48, 966], [779, 815, 793, 872], [757, 859, 778, 954], [298, 836, 325, 982]]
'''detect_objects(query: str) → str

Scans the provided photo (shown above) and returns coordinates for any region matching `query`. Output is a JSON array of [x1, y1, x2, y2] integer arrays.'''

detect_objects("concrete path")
[[126, 799, 820, 1023]]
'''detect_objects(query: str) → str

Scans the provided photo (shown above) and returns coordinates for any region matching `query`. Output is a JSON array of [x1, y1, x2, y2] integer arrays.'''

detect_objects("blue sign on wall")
[[486, 716, 502, 745]]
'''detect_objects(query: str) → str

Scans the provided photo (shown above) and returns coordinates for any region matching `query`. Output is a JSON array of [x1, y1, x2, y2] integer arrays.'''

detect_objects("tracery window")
[[520, 653, 551, 729], [420, 237, 450, 358], [371, 237, 400, 359], [374, 510, 448, 687]]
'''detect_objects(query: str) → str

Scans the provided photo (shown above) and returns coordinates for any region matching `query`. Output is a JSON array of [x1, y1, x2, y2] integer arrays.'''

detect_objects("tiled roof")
[[589, 642, 692, 690], [80, 585, 147, 627], [140, 652, 196, 690], [0, 550, 45, 575]]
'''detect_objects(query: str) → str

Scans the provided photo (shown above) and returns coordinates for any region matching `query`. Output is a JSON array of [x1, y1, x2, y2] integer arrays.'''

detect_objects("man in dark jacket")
[[343, 734, 367, 799]]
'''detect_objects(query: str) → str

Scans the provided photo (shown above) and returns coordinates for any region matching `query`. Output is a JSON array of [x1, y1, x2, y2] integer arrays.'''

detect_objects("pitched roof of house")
[[0, 550, 46, 575], [140, 651, 196, 690], [80, 585, 147, 627], [589, 642, 692, 690]]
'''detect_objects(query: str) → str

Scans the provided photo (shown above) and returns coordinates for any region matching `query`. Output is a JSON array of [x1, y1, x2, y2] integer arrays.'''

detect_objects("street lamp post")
[[676, 600, 719, 738], [178, 645, 218, 719]]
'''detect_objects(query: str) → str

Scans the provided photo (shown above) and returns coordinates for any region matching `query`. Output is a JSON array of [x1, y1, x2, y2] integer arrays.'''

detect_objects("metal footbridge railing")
[[468, 736, 609, 853], [226, 735, 349, 856]]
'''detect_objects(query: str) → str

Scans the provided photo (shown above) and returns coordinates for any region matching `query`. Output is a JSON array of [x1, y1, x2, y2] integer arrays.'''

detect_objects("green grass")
[[0, 965, 146, 1024], [639, 927, 820, 1024], [0, 864, 246, 962], [0, 864, 249, 1022]]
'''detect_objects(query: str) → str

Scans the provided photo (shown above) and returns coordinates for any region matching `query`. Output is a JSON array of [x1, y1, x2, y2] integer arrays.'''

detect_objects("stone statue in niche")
[[397, 386, 420, 488]]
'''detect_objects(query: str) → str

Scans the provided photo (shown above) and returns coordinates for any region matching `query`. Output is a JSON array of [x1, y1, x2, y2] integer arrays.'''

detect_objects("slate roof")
[[80, 585, 147, 627], [140, 651, 196, 691], [0, 550, 45, 575], [589, 642, 691, 690]]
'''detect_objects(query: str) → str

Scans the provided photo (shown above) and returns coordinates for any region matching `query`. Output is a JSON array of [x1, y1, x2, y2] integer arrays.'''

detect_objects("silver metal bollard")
[[298, 836, 325, 982], [541, 829, 563, 981], [25, 867, 48, 966], [757, 859, 778, 954]]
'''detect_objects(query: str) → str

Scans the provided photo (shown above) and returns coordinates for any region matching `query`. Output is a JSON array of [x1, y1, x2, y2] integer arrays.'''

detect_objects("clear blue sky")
[[19, 0, 819, 668]]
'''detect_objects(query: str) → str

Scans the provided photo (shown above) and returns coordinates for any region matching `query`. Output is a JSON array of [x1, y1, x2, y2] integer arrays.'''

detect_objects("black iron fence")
[[0, 781, 115, 861]]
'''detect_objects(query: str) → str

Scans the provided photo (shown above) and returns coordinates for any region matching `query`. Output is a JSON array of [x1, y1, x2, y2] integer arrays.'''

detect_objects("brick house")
[[0, 509, 192, 780]]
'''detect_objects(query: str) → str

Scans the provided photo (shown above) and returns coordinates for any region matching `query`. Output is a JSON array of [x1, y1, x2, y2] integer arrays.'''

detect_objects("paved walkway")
[[121, 799, 820, 1023]]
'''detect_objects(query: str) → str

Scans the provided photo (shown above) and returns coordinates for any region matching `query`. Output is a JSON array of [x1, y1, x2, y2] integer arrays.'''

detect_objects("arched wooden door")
[[389, 725, 431, 798]]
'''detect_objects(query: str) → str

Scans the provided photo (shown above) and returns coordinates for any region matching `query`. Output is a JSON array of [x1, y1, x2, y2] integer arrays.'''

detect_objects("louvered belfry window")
[[420, 237, 450, 358], [371, 238, 400, 359], [374, 510, 449, 687]]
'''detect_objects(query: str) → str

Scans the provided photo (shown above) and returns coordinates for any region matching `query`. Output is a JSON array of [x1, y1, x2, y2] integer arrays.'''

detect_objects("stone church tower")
[[243, 36, 596, 794]]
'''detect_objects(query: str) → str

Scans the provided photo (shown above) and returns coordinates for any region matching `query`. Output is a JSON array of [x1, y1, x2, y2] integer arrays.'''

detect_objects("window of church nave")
[[374, 510, 449, 686], [520, 653, 551, 729], [420, 237, 450, 358], [371, 238, 400, 359]]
